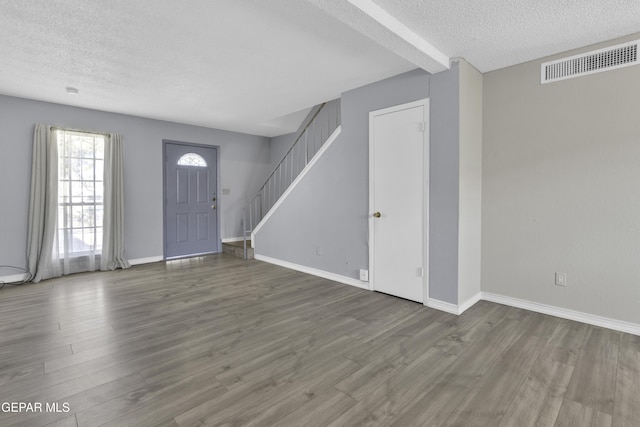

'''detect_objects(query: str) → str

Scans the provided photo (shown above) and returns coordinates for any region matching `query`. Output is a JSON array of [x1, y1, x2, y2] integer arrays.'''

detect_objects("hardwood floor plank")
[[612, 333, 640, 427], [216, 327, 363, 390], [174, 355, 360, 426], [341, 313, 454, 367], [330, 347, 458, 426], [271, 387, 357, 427], [541, 319, 591, 367], [0, 361, 44, 387], [498, 357, 574, 427], [0, 374, 143, 427], [74, 366, 227, 427], [335, 347, 406, 401], [0, 361, 140, 407], [0, 254, 637, 426], [442, 313, 551, 426], [43, 415, 77, 427], [564, 327, 620, 416], [0, 344, 72, 367], [98, 380, 223, 427], [227, 357, 362, 427], [388, 316, 527, 426], [555, 400, 613, 427]]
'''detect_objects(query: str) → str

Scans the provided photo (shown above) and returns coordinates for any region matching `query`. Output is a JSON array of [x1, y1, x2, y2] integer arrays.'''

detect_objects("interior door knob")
[[373, 212, 381, 218], [211, 205, 217, 209]]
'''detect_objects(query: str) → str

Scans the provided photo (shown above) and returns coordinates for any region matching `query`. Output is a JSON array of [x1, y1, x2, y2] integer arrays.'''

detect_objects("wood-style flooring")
[[0, 254, 638, 426]]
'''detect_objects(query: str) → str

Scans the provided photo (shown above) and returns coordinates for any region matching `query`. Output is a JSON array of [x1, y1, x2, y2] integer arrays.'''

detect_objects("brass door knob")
[[373, 212, 381, 218], [211, 205, 217, 209]]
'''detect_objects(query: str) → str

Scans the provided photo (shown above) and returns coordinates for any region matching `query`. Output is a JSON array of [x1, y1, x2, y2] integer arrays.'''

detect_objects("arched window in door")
[[177, 153, 207, 167]]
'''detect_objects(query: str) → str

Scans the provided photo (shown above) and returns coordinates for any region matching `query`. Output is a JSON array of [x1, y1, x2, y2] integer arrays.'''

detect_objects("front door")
[[369, 99, 429, 303], [164, 141, 220, 259]]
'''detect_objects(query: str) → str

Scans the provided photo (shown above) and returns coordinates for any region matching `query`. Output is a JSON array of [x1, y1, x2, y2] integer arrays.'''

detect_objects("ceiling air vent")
[[541, 39, 639, 84]]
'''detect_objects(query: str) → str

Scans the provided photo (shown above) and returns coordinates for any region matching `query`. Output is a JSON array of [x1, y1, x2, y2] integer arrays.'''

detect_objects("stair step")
[[222, 241, 254, 260]]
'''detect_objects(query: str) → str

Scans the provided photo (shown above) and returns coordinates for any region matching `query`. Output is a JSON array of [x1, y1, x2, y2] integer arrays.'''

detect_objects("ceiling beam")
[[304, 0, 450, 73]]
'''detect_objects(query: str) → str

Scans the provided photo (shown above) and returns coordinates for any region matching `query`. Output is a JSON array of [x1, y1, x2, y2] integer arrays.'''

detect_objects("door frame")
[[368, 98, 430, 302], [162, 139, 221, 260]]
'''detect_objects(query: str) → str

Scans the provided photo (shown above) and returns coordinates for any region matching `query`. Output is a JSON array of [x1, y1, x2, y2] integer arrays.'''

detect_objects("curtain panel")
[[101, 133, 130, 271], [26, 124, 129, 282], [26, 124, 59, 282]]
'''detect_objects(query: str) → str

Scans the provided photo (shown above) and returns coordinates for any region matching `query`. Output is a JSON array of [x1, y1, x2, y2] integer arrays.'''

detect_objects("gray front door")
[[164, 141, 219, 259]]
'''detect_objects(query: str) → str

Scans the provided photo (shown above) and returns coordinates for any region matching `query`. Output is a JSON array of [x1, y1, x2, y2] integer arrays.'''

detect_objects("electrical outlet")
[[555, 272, 567, 287], [359, 269, 369, 282]]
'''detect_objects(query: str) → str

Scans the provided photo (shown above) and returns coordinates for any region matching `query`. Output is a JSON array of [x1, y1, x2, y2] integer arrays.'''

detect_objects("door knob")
[[211, 205, 217, 209], [373, 212, 381, 218]]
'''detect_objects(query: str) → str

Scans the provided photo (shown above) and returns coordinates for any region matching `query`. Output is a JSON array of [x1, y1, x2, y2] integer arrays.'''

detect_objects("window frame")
[[55, 129, 106, 258]]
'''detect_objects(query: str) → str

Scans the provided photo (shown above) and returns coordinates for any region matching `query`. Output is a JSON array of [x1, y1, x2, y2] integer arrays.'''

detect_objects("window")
[[28, 123, 128, 282], [177, 153, 207, 167], [55, 129, 105, 256]]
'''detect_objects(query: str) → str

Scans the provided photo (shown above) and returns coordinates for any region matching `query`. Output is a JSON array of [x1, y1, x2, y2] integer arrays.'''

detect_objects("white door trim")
[[368, 98, 430, 301]]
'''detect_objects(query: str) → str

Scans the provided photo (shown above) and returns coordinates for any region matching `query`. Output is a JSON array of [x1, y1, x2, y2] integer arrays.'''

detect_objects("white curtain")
[[101, 133, 130, 271], [26, 124, 59, 282], [26, 124, 129, 282]]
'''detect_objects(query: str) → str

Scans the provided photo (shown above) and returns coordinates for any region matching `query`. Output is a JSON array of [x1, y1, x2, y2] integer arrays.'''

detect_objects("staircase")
[[222, 240, 254, 259], [240, 98, 341, 259]]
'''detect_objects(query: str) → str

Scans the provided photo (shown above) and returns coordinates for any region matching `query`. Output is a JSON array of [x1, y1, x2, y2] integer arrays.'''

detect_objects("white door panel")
[[370, 100, 428, 303]]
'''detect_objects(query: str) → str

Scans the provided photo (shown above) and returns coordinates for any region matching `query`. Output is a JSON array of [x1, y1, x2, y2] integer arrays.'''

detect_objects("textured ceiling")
[[0, 0, 415, 136], [1, 0, 639, 137], [372, 0, 640, 72]]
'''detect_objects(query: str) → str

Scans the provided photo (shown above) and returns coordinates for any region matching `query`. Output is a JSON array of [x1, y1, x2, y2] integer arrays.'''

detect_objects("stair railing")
[[241, 98, 341, 259]]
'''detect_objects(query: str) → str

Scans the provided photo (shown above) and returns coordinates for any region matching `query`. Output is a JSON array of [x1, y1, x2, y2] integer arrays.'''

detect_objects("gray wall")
[[269, 132, 296, 171], [482, 33, 640, 324], [429, 65, 461, 303], [0, 95, 270, 270], [255, 67, 461, 304]]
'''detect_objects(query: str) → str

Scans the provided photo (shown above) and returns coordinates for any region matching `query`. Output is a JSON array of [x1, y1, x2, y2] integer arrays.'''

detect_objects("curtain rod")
[[50, 126, 112, 137]]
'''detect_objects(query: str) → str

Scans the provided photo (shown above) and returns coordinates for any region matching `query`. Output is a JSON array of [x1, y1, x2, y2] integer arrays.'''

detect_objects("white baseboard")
[[0, 273, 30, 284], [425, 292, 481, 315], [254, 254, 369, 291], [222, 237, 244, 243], [460, 292, 483, 313], [482, 292, 640, 336], [251, 126, 342, 242], [424, 298, 460, 315], [129, 256, 164, 266]]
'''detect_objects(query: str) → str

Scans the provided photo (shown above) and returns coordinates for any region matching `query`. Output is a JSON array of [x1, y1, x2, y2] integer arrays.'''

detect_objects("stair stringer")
[[251, 126, 341, 242]]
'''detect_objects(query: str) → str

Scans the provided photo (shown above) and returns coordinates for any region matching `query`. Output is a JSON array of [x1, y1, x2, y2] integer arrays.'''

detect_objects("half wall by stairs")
[[241, 99, 341, 259], [249, 122, 366, 289]]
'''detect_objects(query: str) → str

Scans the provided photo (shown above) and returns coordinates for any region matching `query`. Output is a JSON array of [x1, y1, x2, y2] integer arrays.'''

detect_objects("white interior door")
[[369, 99, 428, 303]]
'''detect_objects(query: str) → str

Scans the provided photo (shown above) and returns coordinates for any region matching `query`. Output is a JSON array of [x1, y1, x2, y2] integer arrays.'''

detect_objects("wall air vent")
[[541, 39, 639, 84]]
